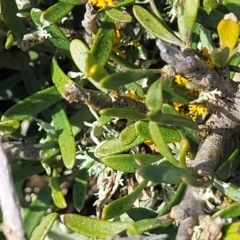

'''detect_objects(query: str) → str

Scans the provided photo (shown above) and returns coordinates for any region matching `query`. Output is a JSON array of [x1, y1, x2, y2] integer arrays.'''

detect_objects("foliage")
[[1, 0, 240, 239]]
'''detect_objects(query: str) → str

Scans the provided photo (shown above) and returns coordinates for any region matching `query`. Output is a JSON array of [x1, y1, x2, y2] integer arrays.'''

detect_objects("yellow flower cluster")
[[174, 75, 208, 122], [90, 0, 114, 8]]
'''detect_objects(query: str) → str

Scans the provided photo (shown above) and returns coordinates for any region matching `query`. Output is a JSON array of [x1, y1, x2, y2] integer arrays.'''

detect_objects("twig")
[[0, 137, 26, 240], [156, 40, 240, 239]]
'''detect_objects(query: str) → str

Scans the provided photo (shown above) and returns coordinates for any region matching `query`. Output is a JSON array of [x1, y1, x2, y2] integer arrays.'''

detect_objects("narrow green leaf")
[[162, 78, 193, 104], [24, 186, 52, 237], [70, 39, 90, 75], [60, 214, 127, 238], [213, 201, 240, 218], [223, 0, 240, 19], [128, 216, 173, 235], [102, 180, 148, 220], [133, 5, 183, 46], [137, 162, 203, 187], [197, 7, 224, 29], [145, 80, 163, 111], [30, 8, 70, 56], [70, 39, 107, 91], [47, 24, 71, 56], [73, 162, 93, 212], [58, 0, 87, 4], [91, 14, 114, 66], [99, 108, 146, 121], [51, 103, 76, 169], [210, 47, 230, 68], [177, 0, 199, 43], [216, 148, 239, 180], [102, 154, 161, 172], [41, 2, 74, 24], [1, 0, 28, 39], [203, 0, 222, 9], [119, 123, 138, 145], [108, 0, 135, 8], [100, 69, 159, 89], [149, 121, 179, 166], [105, 8, 132, 22], [213, 178, 240, 202], [50, 168, 67, 209], [135, 120, 182, 143], [1, 87, 61, 122], [13, 165, 44, 183], [158, 183, 187, 216], [96, 136, 145, 157], [51, 57, 71, 94], [127, 208, 158, 221], [161, 104, 199, 157], [147, 110, 198, 130], [0, 120, 20, 133], [31, 213, 58, 240]]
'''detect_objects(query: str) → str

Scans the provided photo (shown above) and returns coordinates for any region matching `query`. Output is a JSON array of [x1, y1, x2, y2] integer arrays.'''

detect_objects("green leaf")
[[1, 0, 28, 39], [70, 39, 107, 92], [216, 148, 239, 180], [162, 78, 193, 104], [58, 0, 87, 4], [41, 2, 74, 24], [0, 120, 20, 133], [1, 86, 61, 122], [222, 221, 240, 239], [149, 121, 179, 166], [51, 57, 71, 94], [102, 154, 161, 172], [213, 178, 240, 202], [210, 47, 230, 67], [91, 14, 114, 66], [197, 7, 224, 29], [73, 162, 93, 212], [213, 201, 240, 218], [119, 123, 138, 145], [203, 0, 222, 9], [127, 208, 158, 221], [51, 103, 76, 169], [60, 214, 127, 238], [30, 8, 70, 56], [31, 213, 58, 240], [135, 120, 182, 143], [96, 135, 145, 157], [105, 8, 132, 22], [24, 186, 52, 237], [13, 165, 44, 183], [147, 110, 199, 131], [50, 168, 67, 209], [223, 0, 240, 19], [137, 161, 204, 187], [128, 215, 173, 235], [100, 69, 159, 90], [177, 0, 200, 43], [102, 180, 148, 220], [133, 5, 183, 46], [145, 80, 163, 111], [161, 104, 199, 156], [99, 108, 146, 121], [158, 183, 187, 216]]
